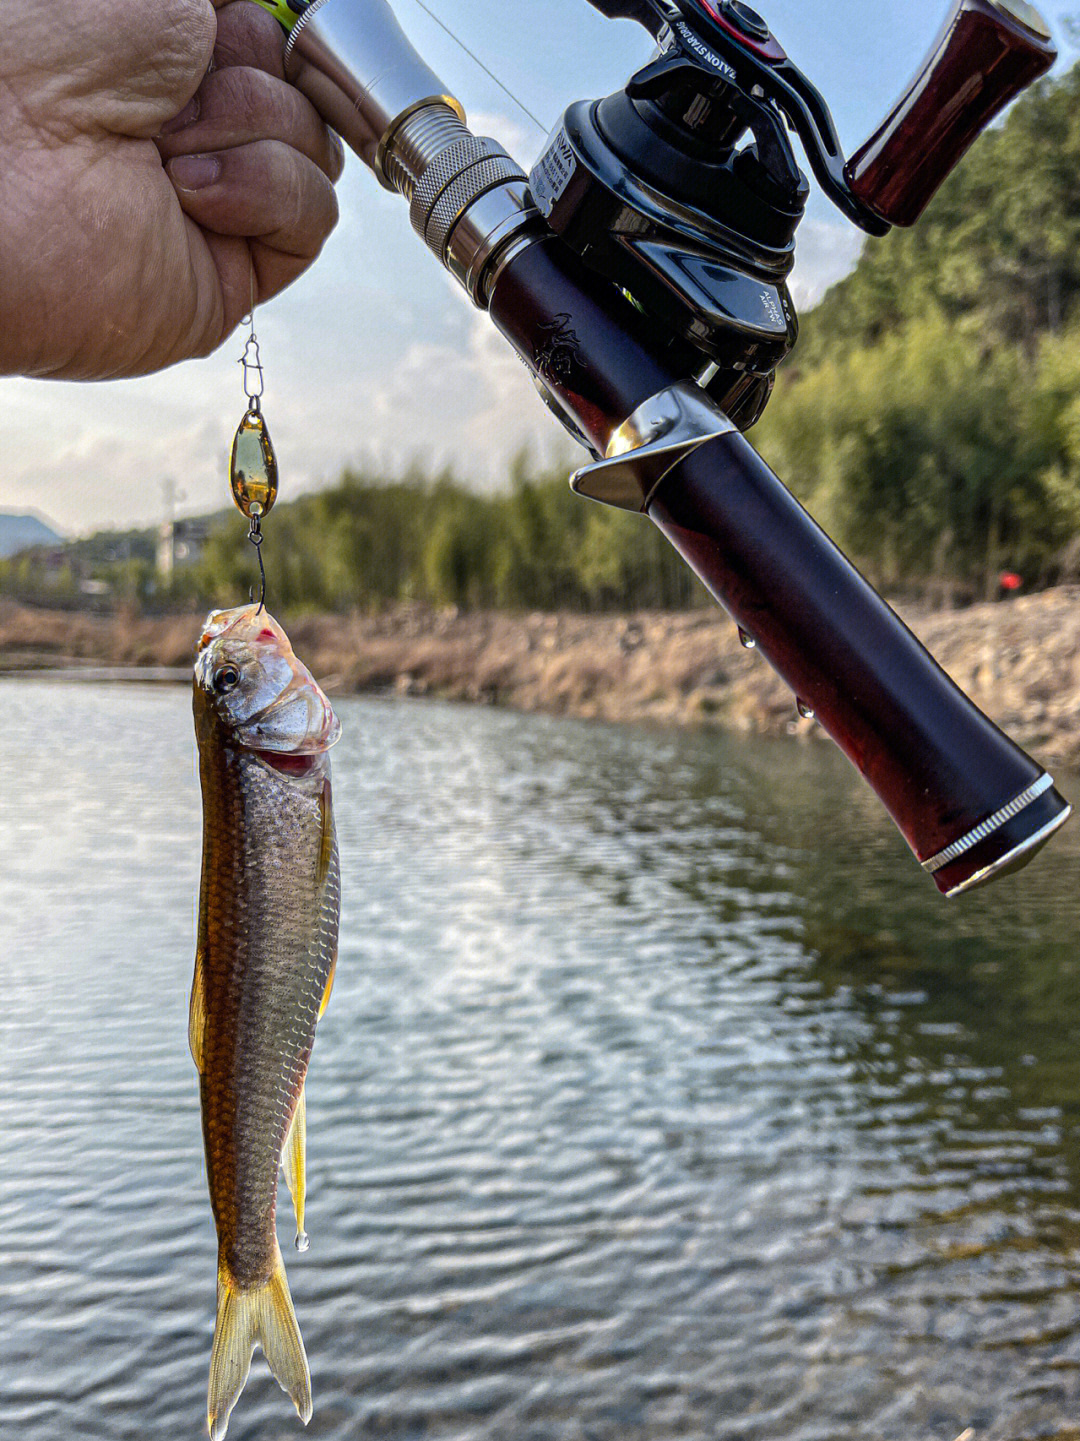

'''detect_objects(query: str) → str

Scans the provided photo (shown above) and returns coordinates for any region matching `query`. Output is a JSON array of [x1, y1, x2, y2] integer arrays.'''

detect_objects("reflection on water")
[[1, 680, 1079, 1440]]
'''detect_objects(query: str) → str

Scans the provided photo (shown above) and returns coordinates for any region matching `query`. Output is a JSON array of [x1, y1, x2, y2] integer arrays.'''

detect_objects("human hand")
[[0, 0, 342, 380]]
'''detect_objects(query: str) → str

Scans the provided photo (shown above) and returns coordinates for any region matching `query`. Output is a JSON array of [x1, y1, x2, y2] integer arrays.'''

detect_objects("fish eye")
[[212, 665, 241, 695]]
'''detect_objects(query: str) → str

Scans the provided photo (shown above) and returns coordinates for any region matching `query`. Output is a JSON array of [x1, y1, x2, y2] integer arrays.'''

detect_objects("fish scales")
[[198, 746, 337, 1287], [190, 605, 341, 1440]]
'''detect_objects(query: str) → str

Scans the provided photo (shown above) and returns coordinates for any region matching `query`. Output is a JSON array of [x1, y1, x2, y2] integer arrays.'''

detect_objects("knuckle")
[[101, 0, 215, 134], [326, 180, 340, 231], [284, 162, 337, 256], [212, 1, 286, 77], [317, 183, 340, 247], [208, 67, 295, 146], [284, 162, 310, 237], [223, 66, 269, 133]]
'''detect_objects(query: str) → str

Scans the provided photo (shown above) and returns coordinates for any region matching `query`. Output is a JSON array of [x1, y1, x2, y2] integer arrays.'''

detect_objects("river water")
[[1, 679, 1079, 1441]]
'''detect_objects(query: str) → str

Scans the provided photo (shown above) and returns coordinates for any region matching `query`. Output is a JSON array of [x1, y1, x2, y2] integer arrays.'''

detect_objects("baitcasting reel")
[[530, 0, 1056, 428], [253, 0, 1071, 894]]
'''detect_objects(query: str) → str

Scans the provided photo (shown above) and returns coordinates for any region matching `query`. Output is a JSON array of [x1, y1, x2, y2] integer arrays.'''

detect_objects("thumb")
[[3, 0, 217, 138]]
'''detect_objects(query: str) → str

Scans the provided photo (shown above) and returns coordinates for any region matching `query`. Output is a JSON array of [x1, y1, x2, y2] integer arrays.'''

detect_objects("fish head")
[[193, 605, 340, 756]]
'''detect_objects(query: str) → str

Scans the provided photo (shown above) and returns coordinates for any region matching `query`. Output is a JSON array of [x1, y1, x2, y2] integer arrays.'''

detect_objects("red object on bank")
[[1000, 572, 1023, 592]]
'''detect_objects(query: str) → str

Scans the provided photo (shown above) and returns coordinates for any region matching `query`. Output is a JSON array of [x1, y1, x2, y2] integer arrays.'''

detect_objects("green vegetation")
[[754, 64, 1080, 598], [182, 458, 704, 612], [0, 461, 705, 615], [4, 64, 1080, 614], [754, 313, 1080, 599]]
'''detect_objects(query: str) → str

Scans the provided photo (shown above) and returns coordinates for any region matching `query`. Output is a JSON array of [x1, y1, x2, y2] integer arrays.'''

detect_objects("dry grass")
[[2, 589, 1078, 768]]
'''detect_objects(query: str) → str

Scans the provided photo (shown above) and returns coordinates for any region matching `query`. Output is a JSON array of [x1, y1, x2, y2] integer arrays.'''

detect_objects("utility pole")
[[157, 478, 186, 578]]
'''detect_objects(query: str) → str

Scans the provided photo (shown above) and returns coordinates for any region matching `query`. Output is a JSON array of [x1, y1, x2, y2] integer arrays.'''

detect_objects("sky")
[[3, 0, 1077, 537]]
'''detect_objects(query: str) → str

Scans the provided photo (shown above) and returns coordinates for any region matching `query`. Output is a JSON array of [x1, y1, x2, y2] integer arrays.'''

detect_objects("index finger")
[[212, 0, 289, 77]]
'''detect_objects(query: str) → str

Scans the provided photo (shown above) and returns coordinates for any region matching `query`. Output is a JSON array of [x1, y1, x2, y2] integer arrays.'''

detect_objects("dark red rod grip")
[[846, 0, 1056, 227], [647, 437, 1070, 893], [487, 238, 1070, 894]]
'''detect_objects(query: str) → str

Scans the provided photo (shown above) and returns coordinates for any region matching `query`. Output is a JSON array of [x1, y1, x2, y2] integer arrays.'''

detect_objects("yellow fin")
[[189, 948, 206, 1072], [207, 1251, 311, 1441], [318, 957, 336, 1021], [316, 778, 335, 889], [283, 1089, 309, 1252], [316, 776, 338, 1021]]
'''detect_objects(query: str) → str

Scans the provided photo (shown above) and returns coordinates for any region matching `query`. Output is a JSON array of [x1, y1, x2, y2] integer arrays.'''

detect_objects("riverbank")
[[2, 588, 1078, 766]]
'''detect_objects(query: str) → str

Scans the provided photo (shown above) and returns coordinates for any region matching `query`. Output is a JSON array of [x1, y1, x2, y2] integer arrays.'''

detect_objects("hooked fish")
[[190, 604, 341, 1439]]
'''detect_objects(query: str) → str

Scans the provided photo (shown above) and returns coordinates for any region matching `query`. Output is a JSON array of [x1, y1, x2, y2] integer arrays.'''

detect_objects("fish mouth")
[[198, 603, 278, 653]]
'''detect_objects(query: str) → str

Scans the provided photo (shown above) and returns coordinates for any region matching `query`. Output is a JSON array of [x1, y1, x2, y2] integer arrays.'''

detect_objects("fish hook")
[[248, 516, 267, 615]]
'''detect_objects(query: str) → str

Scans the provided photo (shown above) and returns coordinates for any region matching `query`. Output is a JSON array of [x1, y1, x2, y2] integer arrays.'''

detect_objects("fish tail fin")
[[207, 1250, 312, 1440]]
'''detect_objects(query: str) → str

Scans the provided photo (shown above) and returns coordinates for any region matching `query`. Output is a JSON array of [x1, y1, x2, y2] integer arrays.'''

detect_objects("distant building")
[[157, 517, 210, 577]]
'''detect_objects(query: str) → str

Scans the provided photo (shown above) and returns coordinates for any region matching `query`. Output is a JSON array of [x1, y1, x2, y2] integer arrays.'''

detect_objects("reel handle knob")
[[845, 0, 1055, 227]]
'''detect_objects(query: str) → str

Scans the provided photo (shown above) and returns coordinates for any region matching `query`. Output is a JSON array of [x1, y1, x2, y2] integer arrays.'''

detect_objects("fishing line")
[[239, 313, 268, 614], [405, 0, 548, 136]]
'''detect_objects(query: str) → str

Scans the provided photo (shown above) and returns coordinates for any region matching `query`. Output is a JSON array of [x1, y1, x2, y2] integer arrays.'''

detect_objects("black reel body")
[[525, 0, 891, 429], [529, 0, 1056, 429], [530, 88, 802, 428], [529, 0, 858, 427]]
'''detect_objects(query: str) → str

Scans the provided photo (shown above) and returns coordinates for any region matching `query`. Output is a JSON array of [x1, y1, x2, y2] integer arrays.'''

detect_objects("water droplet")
[[230, 409, 278, 521], [796, 698, 815, 720], [738, 628, 756, 650], [295, 1231, 310, 1253]]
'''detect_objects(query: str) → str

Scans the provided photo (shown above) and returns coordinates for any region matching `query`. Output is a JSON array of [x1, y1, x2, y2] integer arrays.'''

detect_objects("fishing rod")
[[250, 0, 1069, 895]]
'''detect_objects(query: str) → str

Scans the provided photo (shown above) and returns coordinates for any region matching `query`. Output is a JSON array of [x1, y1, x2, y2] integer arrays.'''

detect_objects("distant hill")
[[0, 512, 64, 559], [750, 62, 1080, 600], [792, 64, 1080, 366]]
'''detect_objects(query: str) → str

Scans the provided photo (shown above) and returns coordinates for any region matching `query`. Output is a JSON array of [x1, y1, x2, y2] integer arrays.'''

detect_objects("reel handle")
[[582, 0, 661, 28], [845, 0, 1056, 227]]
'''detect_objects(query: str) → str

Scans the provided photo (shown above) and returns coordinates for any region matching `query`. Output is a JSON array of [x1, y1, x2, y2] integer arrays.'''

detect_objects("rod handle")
[[646, 430, 1071, 894]]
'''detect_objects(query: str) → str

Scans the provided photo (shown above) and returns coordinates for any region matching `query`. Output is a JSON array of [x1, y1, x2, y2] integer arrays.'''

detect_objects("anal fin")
[[283, 1089, 309, 1252]]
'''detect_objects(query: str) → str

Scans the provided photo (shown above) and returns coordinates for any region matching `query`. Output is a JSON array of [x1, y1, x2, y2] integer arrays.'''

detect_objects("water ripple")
[[2, 683, 1080, 1438]]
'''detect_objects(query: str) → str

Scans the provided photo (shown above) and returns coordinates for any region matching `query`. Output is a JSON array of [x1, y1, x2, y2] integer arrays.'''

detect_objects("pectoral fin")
[[318, 956, 336, 1020], [316, 779, 335, 890], [283, 1089, 308, 1252], [189, 949, 207, 1072]]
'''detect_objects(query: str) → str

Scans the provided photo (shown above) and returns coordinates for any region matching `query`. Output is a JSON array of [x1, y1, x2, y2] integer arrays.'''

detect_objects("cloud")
[[469, 109, 548, 167], [348, 307, 576, 485], [0, 124, 863, 539], [787, 217, 865, 310], [0, 369, 234, 536]]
